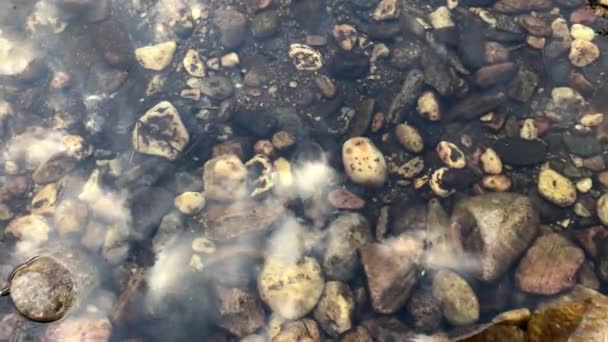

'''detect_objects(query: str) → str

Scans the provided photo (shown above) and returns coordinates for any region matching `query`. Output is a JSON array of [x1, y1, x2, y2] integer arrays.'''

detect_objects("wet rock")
[[10, 256, 75, 322], [493, 0, 552, 13], [446, 89, 507, 121], [373, 0, 399, 21], [405, 288, 442, 333], [323, 213, 372, 281], [328, 51, 369, 80], [359, 235, 423, 314], [597, 193, 608, 226], [245, 0, 272, 12], [313, 281, 355, 337], [421, 49, 454, 96], [213, 9, 247, 49], [327, 187, 365, 210], [314, 75, 336, 98], [515, 233, 584, 295], [44, 315, 112, 342], [198, 76, 234, 100], [214, 286, 265, 338], [474, 62, 517, 88], [6, 214, 50, 244], [174, 192, 205, 215], [93, 19, 131, 66], [333, 24, 357, 51], [437, 141, 466, 169], [569, 39, 600, 67], [132, 101, 189, 160], [202, 154, 247, 201], [507, 66, 539, 103], [387, 69, 424, 124], [205, 200, 284, 241], [395, 123, 424, 153], [258, 256, 324, 320], [481, 148, 502, 175], [183, 49, 205, 77], [451, 193, 539, 282], [563, 134, 602, 157], [482, 175, 512, 192], [251, 10, 279, 39], [272, 319, 321, 342], [289, 44, 323, 71], [493, 138, 547, 166], [361, 317, 416, 341], [537, 168, 577, 207], [31, 152, 77, 185], [417, 91, 441, 121], [389, 41, 421, 69], [518, 15, 550, 37], [484, 42, 509, 64], [341, 326, 373, 342], [432, 269, 480, 326], [135, 41, 176, 71], [54, 199, 88, 235], [232, 111, 277, 138], [571, 24, 595, 41], [520, 118, 538, 140], [342, 137, 388, 187]]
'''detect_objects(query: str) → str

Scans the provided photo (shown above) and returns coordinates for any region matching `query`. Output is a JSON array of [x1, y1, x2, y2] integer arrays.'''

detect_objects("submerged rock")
[[313, 281, 355, 337], [342, 137, 388, 187], [214, 286, 265, 338], [323, 213, 372, 282], [432, 269, 480, 326], [451, 193, 539, 282], [132, 101, 189, 160]]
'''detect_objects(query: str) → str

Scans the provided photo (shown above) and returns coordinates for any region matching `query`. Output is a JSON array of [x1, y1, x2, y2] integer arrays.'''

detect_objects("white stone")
[[183, 49, 205, 77], [417, 91, 441, 121], [395, 123, 424, 153], [436, 141, 466, 169], [373, 0, 399, 21], [174, 192, 206, 215], [569, 39, 600, 67], [482, 175, 512, 192], [520, 118, 538, 140], [132, 101, 190, 160], [332, 24, 358, 51], [288, 44, 323, 71], [429, 6, 454, 29], [581, 113, 604, 127], [135, 41, 177, 71], [571, 24, 595, 41], [342, 137, 388, 187], [480, 148, 502, 175], [576, 178, 592, 193]]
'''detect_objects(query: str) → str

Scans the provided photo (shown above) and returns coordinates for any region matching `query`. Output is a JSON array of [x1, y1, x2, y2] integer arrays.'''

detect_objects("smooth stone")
[[493, 138, 547, 166]]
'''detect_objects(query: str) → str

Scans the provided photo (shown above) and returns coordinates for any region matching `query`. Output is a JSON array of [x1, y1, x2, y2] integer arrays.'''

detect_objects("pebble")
[[327, 187, 365, 210], [520, 118, 538, 140], [313, 281, 355, 337], [253, 140, 275, 157], [54, 200, 88, 235], [597, 193, 608, 226], [271, 131, 295, 150], [395, 123, 424, 153], [191, 237, 215, 254], [493, 138, 547, 166], [436, 141, 466, 169], [288, 44, 323, 71], [220, 52, 239, 68], [569, 39, 600, 67], [198, 76, 234, 100], [432, 269, 480, 326], [474, 62, 517, 88], [493, 0, 553, 13], [6, 214, 50, 243], [258, 256, 324, 320], [373, 0, 399, 21], [429, 6, 454, 29], [563, 135, 602, 157], [417, 91, 441, 121], [202, 154, 248, 201], [515, 233, 584, 295], [537, 167, 577, 207], [430, 167, 452, 197], [215, 287, 264, 337], [527, 36, 546, 49], [599, 172, 608, 189], [132, 101, 189, 160], [183, 49, 205, 77], [518, 15, 550, 37], [581, 113, 604, 127], [570, 24, 595, 41], [31, 183, 58, 216], [314, 75, 337, 98], [333, 24, 357, 51], [481, 148, 503, 174], [213, 9, 247, 49], [244, 0, 272, 12], [576, 178, 592, 193], [370, 43, 390, 63], [342, 137, 388, 187], [305, 35, 327, 46], [484, 41, 510, 64], [134, 41, 176, 71], [251, 10, 279, 38], [174, 192, 205, 215], [482, 175, 512, 192], [405, 288, 442, 333], [551, 18, 571, 40], [389, 41, 421, 69], [93, 19, 131, 66], [323, 213, 372, 281], [389, 156, 424, 179]]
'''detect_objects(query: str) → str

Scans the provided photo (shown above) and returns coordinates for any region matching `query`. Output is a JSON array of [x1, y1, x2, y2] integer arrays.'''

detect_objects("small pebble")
[[537, 167, 577, 207], [183, 49, 205, 77], [288, 44, 323, 71], [436, 141, 466, 169], [482, 175, 512, 192], [254, 140, 275, 157], [570, 24, 595, 41], [576, 178, 592, 193], [342, 137, 388, 187], [272, 131, 295, 150], [417, 91, 441, 121], [569, 39, 600, 67], [221, 52, 240, 68], [135, 41, 177, 71], [430, 167, 451, 197], [598, 193, 608, 225], [192, 237, 215, 254], [520, 118, 538, 140], [174, 192, 206, 215], [581, 113, 604, 127], [395, 123, 424, 153], [481, 148, 502, 175], [332, 24, 357, 51], [373, 0, 399, 21]]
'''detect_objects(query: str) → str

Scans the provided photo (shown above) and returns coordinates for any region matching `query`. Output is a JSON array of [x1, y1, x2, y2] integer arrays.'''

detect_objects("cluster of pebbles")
[[2, 0, 608, 340]]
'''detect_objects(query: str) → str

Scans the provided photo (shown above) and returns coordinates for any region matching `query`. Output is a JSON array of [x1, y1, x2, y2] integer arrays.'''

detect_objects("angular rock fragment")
[[432, 269, 480, 326], [132, 101, 189, 160], [313, 281, 355, 337], [214, 286, 265, 338], [323, 213, 372, 281], [204, 200, 284, 241]]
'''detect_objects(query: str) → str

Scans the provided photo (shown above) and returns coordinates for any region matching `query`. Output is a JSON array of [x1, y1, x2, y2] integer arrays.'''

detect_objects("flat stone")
[[563, 134, 602, 157], [135, 41, 176, 71], [132, 101, 189, 160], [493, 138, 547, 166]]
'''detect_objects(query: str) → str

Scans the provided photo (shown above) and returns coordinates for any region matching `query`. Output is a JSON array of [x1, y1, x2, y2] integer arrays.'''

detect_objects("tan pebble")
[[6, 214, 49, 243], [288, 44, 323, 71], [371, 113, 385, 133], [576, 178, 593, 193], [429, 6, 454, 29], [417, 91, 441, 121], [569, 39, 600, 67], [342, 137, 388, 187], [395, 123, 424, 153], [203, 155, 248, 201], [174, 192, 206, 215], [183, 49, 205, 77], [480, 148, 502, 175], [520, 118, 538, 140], [574, 202, 591, 217], [135, 41, 177, 71], [373, 0, 400, 21], [413, 175, 429, 190], [527, 35, 546, 49], [482, 175, 512, 192], [190, 254, 204, 271], [180, 88, 200, 100], [220, 52, 240, 68], [272, 131, 296, 150], [273, 158, 294, 191], [4, 160, 19, 175], [598, 193, 608, 225], [551, 18, 570, 40], [254, 140, 276, 157], [580, 113, 604, 127], [332, 24, 357, 51], [537, 168, 577, 207], [599, 171, 608, 188], [63, 135, 92, 160], [430, 167, 451, 197], [370, 44, 390, 63], [436, 141, 466, 169], [31, 183, 58, 216], [192, 237, 216, 254], [571, 24, 595, 41]]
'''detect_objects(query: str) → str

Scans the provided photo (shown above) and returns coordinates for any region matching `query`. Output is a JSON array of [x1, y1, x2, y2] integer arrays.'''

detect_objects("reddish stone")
[[328, 187, 365, 209], [575, 226, 608, 258], [474, 62, 516, 88], [570, 7, 598, 25]]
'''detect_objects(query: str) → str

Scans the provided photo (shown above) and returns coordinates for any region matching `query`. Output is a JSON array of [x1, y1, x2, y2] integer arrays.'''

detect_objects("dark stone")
[[387, 69, 425, 124], [483, 29, 526, 43], [461, 0, 496, 5], [199, 76, 234, 100], [251, 10, 279, 39], [361, 317, 414, 342], [421, 49, 455, 96], [405, 288, 442, 333], [563, 135, 602, 157], [173, 21, 194, 38], [328, 51, 369, 80], [390, 41, 421, 69], [366, 22, 401, 40], [232, 111, 278, 137], [507, 66, 539, 103], [129, 187, 174, 240], [352, 0, 380, 9], [458, 20, 485, 69], [548, 60, 572, 86], [93, 19, 132, 66], [493, 138, 547, 166], [446, 89, 507, 121], [553, 0, 584, 7]]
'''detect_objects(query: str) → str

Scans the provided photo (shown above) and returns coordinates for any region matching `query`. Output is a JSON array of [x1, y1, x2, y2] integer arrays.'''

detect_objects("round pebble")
[[537, 168, 577, 207]]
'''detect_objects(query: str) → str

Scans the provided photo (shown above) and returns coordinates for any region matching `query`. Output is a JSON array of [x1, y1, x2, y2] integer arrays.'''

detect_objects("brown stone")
[[359, 235, 422, 314], [474, 62, 517, 88], [574, 226, 608, 258], [515, 233, 584, 295], [204, 200, 284, 241], [583, 155, 605, 171], [570, 7, 598, 25], [518, 15, 551, 37], [484, 42, 509, 64], [327, 187, 365, 209], [494, 0, 552, 13], [598, 171, 608, 188], [214, 286, 265, 338]]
